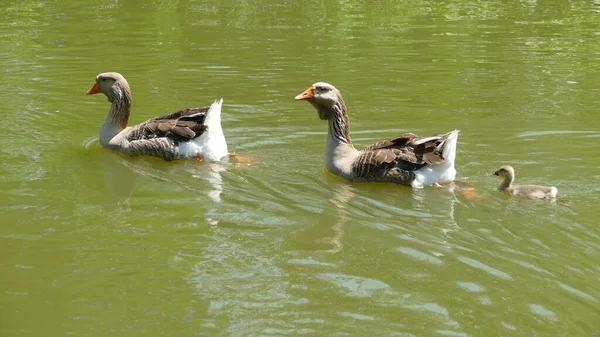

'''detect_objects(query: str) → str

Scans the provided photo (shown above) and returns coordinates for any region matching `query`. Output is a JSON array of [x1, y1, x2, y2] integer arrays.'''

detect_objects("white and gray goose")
[[87, 72, 228, 162], [295, 82, 459, 188]]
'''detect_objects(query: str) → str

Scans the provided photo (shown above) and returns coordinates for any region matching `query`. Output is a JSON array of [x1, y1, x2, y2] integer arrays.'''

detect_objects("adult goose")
[[295, 82, 459, 188], [493, 165, 558, 199], [86, 72, 228, 162]]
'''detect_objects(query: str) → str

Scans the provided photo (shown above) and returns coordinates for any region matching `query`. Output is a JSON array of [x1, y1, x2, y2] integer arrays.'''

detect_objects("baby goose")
[[493, 165, 558, 200]]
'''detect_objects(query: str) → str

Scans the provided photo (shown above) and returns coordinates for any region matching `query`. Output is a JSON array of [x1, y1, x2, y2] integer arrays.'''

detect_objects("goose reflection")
[[83, 137, 231, 209], [187, 162, 226, 204], [100, 153, 137, 210], [411, 183, 469, 234], [310, 182, 357, 254], [81, 138, 136, 210]]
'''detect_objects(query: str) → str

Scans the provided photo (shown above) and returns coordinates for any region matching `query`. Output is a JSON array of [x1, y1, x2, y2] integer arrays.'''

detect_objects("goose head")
[[295, 82, 343, 120], [494, 165, 515, 178], [87, 72, 130, 103]]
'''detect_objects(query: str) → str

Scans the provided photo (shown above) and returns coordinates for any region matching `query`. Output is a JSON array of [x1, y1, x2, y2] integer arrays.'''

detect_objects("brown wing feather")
[[352, 148, 418, 185], [125, 107, 209, 143], [353, 149, 399, 177], [149, 107, 209, 122], [363, 133, 446, 165], [353, 133, 448, 184], [362, 133, 419, 151]]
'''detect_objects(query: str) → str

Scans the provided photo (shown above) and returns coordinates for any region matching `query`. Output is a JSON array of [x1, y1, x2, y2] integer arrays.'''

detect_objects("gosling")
[[493, 165, 558, 200]]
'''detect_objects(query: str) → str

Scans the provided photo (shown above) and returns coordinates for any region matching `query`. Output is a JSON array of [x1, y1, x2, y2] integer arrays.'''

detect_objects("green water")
[[1, 0, 599, 336]]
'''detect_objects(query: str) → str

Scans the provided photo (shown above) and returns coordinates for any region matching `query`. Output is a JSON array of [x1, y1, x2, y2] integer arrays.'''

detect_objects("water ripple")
[[457, 257, 513, 281], [396, 247, 444, 265]]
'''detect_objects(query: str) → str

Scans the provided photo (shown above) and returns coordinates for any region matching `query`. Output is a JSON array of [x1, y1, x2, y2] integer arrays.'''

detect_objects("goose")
[[493, 165, 558, 199], [86, 72, 228, 162], [294, 82, 459, 188]]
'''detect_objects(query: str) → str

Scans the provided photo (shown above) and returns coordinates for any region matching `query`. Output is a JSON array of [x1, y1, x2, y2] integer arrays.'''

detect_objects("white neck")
[[99, 106, 123, 147]]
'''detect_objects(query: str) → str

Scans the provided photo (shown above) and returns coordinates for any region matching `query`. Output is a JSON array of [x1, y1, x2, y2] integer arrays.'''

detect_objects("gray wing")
[[121, 137, 181, 161]]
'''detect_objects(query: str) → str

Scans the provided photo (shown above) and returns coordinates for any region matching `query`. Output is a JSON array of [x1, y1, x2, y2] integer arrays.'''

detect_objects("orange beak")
[[294, 85, 315, 101], [86, 80, 100, 95]]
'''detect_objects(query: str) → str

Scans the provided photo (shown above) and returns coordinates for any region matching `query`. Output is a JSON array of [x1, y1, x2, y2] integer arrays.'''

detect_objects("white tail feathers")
[[549, 186, 558, 199], [204, 98, 224, 130], [413, 129, 459, 187], [185, 98, 228, 162], [440, 130, 459, 163]]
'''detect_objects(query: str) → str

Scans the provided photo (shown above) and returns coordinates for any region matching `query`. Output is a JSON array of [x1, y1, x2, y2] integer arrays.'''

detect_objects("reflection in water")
[[188, 162, 226, 204], [82, 138, 136, 210], [315, 183, 356, 254], [206, 164, 226, 203], [412, 184, 462, 234], [99, 154, 137, 210], [84, 137, 229, 209]]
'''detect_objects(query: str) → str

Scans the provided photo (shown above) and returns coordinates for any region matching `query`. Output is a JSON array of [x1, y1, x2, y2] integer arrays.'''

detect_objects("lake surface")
[[1, 0, 599, 336]]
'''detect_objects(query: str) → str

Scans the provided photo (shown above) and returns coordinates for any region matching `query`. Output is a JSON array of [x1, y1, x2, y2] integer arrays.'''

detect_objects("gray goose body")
[[87, 72, 227, 161], [494, 165, 558, 199], [295, 82, 459, 187]]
